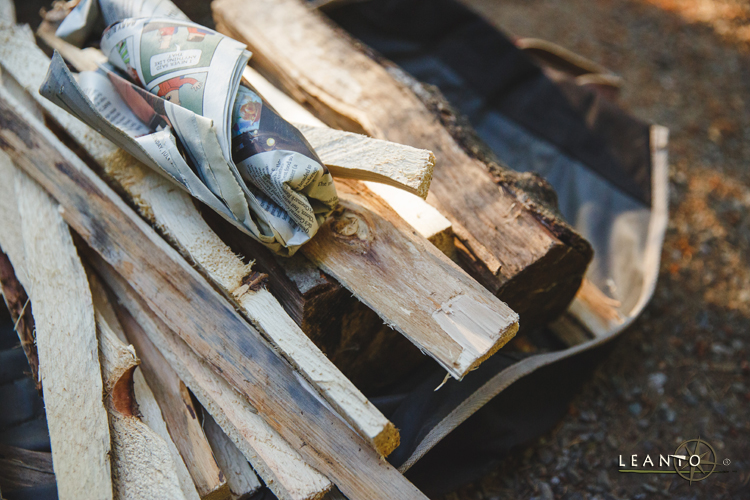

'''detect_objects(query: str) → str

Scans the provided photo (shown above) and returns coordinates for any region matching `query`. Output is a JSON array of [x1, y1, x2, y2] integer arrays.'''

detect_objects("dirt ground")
[[445, 1, 750, 499]]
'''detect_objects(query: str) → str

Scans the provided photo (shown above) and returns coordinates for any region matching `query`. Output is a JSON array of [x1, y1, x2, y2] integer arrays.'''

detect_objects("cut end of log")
[[431, 294, 519, 378], [372, 421, 400, 458]]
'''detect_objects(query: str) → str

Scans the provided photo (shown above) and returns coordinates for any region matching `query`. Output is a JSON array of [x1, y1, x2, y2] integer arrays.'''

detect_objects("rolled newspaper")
[[43, 0, 338, 256]]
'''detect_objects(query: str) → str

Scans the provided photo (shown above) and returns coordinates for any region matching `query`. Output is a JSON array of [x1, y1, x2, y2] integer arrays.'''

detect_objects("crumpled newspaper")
[[43, 0, 338, 256]]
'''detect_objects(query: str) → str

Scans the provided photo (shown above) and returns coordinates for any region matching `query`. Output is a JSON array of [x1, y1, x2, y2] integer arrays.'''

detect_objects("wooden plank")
[[0, 33, 398, 456], [88, 270, 202, 500], [8, 163, 113, 500], [95, 308, 191, 500], [0, 92, 425, 497], [213, 0, 593, 329], [202, 412, 262, 500], [301, 178, 518, 376], [110, 282, 229, 500], [298, 124, 434, 198], [98, 260, 333, 500]]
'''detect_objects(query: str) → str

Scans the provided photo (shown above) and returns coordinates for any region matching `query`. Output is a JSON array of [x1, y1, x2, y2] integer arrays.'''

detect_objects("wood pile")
[[0, 1, 593, 499]]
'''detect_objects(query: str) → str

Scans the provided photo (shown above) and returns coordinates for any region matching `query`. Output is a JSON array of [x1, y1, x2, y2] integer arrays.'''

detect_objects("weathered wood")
[[202, 412, 262, 500], [0, 444, 55, 494], [88, 269, 200, 500], [299, 124, 434, 198], [1, 46, 464, 500], [98, 260, 332, 500], [0, 33, 398, 456], [8, 162, 113, 500], [214, 0, 593, 328], [304, 178, 518, 376], [95, 307, 191, 500], [110, 282, 228, 500]]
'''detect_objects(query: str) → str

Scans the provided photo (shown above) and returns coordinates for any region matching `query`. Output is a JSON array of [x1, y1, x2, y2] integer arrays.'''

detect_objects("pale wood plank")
[[88, 270, 202, 500], [11, 165, 113, 500], [202, 412, 262, 500], [111, 286, 229, 500], [96, 309, 190, 500]]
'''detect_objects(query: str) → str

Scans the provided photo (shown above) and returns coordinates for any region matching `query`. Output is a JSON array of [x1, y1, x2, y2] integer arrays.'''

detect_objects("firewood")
[[0, 31, 399, 455], [97, 260, 333, 500], [0, 160, 112, 500], [202, 412, 262, 500], [95, 305, 191, 500], [0, 87, 428, 500], [213, 0, 594, 328], [107, 286, 229, 500], [88, 270, 202, 500]]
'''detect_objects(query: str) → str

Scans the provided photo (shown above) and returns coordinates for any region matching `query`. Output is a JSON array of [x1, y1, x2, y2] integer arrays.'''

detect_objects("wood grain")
[[0, 89, 428, 499]]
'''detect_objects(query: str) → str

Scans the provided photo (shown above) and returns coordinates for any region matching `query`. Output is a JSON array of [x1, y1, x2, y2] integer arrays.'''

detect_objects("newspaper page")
[[56, 0, 187, 46], [43, 0, 339, 255]]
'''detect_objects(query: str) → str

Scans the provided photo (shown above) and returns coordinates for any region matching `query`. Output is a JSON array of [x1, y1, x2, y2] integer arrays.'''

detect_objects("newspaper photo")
[[43, 0, 338, 256]]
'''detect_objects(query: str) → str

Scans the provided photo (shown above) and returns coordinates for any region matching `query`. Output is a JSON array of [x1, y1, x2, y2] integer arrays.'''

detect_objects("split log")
[[88, 270, 202, 500], [202, 412, 262, 500], [109, 287, 229, 500], [98, 260, 333, 500], [0, 92, 427, 498], [95, 306, 190, 500], [0, 32, 398, 455], [213, 0, 594, 329], [3, 160, 113, 500]]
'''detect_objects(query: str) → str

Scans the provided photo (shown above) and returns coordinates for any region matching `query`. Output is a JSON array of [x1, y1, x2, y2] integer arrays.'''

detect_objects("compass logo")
[[617, 437, 735, 484]]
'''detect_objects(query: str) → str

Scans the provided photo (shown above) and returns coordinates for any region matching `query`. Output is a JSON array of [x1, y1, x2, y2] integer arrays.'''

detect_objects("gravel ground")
[[445, 1, 750, 499]]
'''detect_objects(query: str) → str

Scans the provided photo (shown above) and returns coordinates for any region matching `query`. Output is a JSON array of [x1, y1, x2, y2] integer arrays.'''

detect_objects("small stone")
[[628, 403, 643, 416], [539, 482, 554, 500], [648, 372, 668, 394], [683, 392, 699, 406], [663, 407, 677, 423], [642, 483, 658, 493], [539, 448, 555, 465], [597, 470, 612, 490], [638, 418, 650, 429], [606, 435, 619, 449], [580, 410, 597, 423], [550, 476, 561, 485]]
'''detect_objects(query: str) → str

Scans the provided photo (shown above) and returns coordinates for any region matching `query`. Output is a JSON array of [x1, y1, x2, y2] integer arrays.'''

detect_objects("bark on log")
[[213, 0, 594, 329]]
